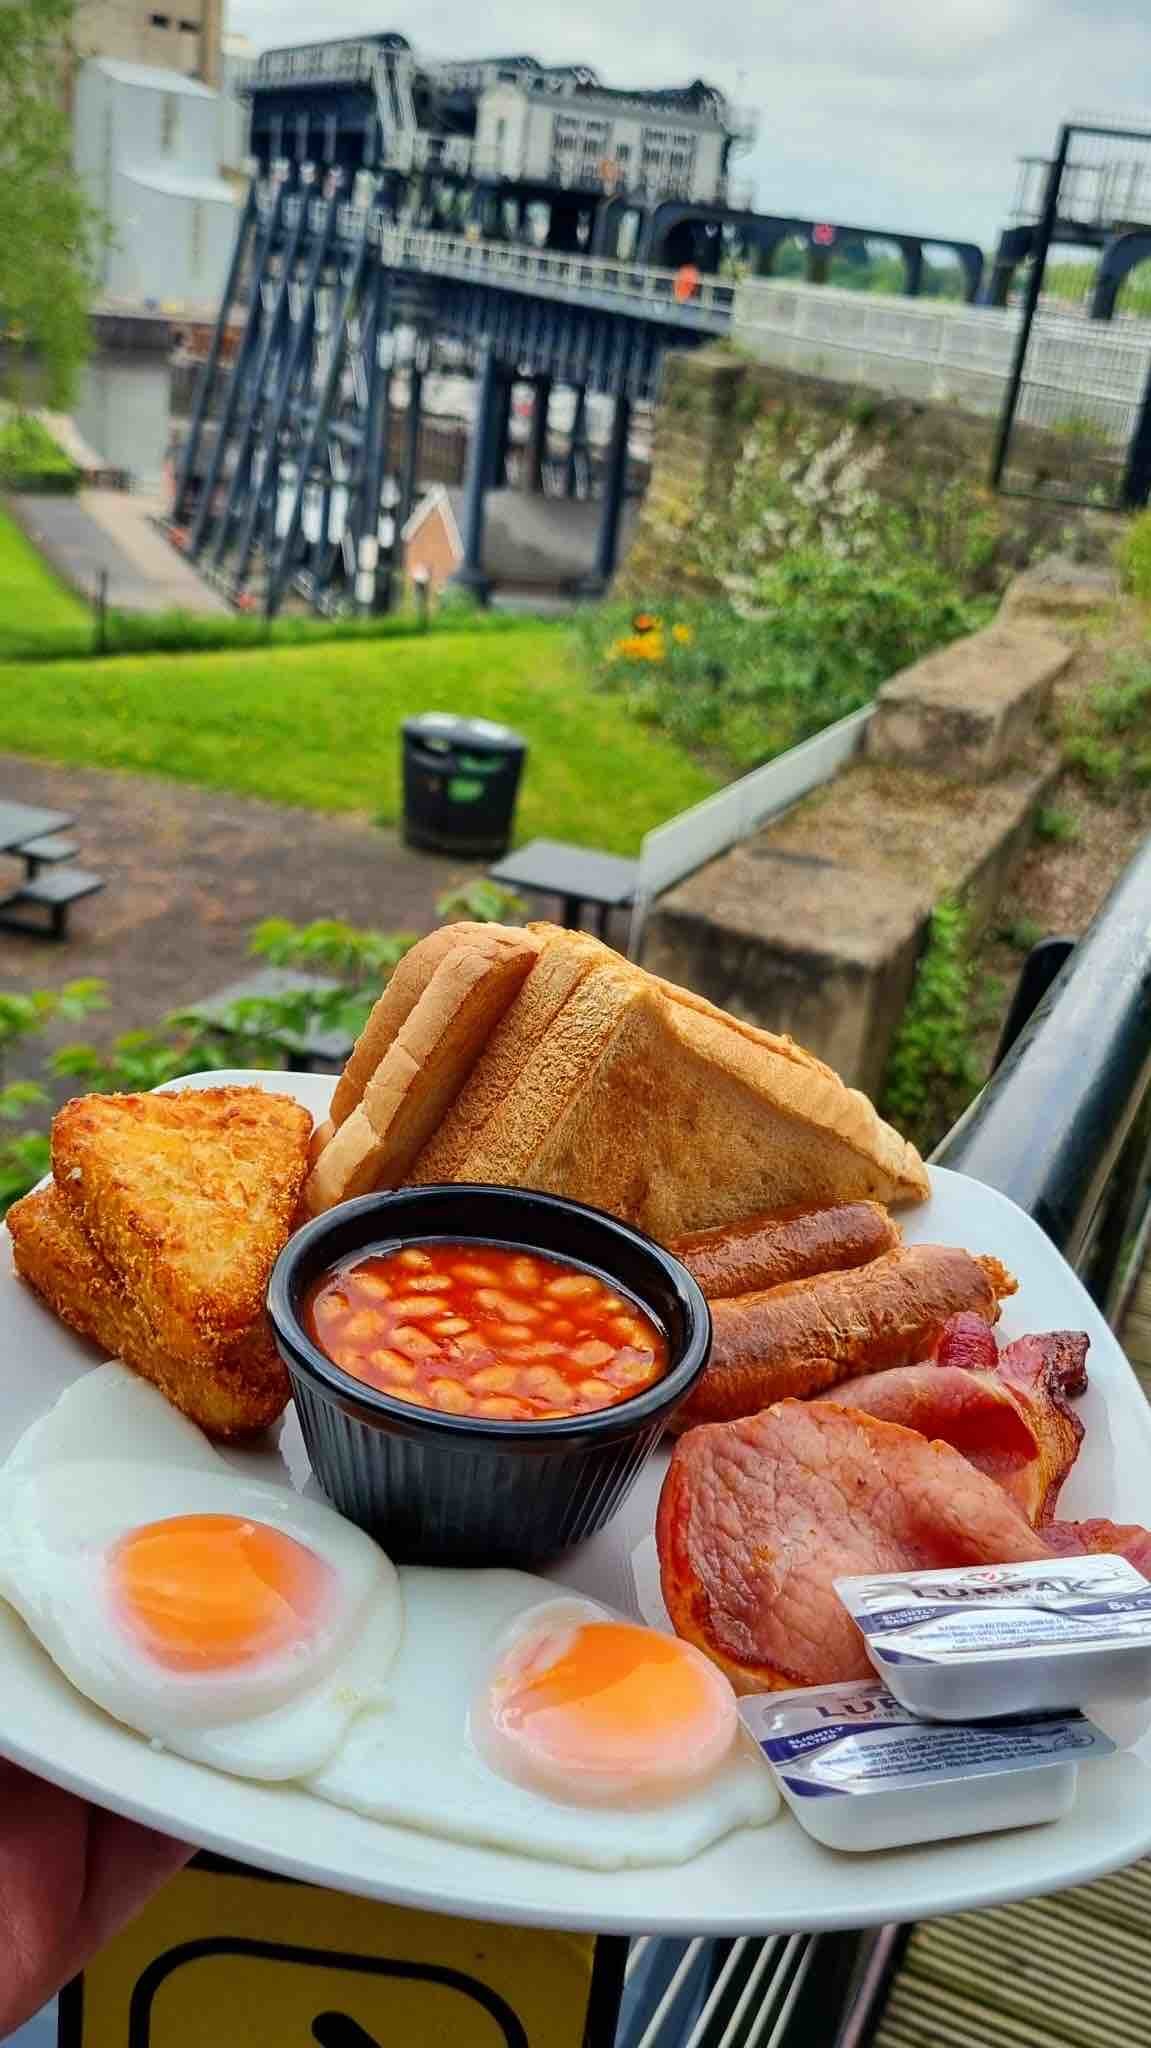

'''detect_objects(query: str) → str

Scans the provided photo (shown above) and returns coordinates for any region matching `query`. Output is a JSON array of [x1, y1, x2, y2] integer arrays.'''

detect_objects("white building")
[[73, 58, 241, 308], [474, 81, 733, 205]]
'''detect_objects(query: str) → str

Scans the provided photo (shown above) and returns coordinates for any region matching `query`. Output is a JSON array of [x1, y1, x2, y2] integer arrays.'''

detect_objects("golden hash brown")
[[8, 1183, 290, 1440], [52, 1086, 312, 1370]]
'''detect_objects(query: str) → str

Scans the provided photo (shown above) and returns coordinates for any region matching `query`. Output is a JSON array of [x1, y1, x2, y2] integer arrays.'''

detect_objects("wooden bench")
[[0, 867, 106, 940]]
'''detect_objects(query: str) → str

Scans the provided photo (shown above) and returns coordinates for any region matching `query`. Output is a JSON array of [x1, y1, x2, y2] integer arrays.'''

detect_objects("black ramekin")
[[266, 1184, 711, 1565]]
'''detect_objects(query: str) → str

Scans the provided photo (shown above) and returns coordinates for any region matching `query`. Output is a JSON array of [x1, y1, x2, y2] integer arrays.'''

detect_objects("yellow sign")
[[61, 1854, 621, 2048]]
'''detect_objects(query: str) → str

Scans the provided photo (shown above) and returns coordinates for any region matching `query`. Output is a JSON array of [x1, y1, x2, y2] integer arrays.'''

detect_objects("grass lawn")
[[0, 628, 719, 853], [0, 506, 92, 659]]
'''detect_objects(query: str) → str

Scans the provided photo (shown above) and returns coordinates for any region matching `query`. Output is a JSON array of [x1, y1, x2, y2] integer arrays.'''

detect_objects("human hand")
[[0, 1764, 190, 2039]]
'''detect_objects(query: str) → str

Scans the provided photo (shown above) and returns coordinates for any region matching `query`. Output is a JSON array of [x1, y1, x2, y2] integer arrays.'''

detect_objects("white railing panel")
[[628, 704, 873, 955]]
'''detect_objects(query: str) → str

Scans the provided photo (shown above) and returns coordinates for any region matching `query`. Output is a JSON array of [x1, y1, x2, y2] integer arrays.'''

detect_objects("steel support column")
[[188, 180, 288, 556], [526, 374, 551, 492], [397, 353, 425, 540], [452, 341, 498, 603], [264, 224, 373, 615], [171, 180, 259, 526], [357, 269, 395, 611], [489, 370, 514, 488], [231, 188, 342, 591], [566, 387, 587, 498], [584, 387, 631, 593], [210, 181, 313, 567]]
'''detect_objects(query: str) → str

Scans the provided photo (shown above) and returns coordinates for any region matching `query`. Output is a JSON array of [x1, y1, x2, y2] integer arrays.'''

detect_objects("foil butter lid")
[[740, 1680, 1115, 1800], [833, 1555, 1151, 1669]]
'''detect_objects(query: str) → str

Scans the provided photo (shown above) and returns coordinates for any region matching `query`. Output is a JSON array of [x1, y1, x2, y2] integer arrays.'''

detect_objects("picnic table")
[[181, 967, 357, 1072], [0, 800, 104, 940], [488, 837, 638, 937]]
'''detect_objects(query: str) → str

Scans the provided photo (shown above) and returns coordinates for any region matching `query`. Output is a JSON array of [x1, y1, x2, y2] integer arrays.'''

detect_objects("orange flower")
[[631, 612, 660, 635]]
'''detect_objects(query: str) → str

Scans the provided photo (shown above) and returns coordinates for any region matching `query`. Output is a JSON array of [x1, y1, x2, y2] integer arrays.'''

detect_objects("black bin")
[[401, 713, 527, 859]]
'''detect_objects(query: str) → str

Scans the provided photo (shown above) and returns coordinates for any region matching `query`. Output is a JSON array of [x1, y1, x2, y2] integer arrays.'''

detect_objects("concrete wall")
[[621, 348, 1117, 602], [76, 0, 222, 86]]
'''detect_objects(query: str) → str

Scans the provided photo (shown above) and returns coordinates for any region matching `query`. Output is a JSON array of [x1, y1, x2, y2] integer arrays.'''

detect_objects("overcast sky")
[[227, 1, 1151, 250]]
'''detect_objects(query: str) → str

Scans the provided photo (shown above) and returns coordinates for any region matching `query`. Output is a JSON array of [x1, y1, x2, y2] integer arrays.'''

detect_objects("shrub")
[[0, 413, 79, 494], [881, 900, 984, 1154], [578, 557, 986, 773], [1116, 511, 1151, 602], [1061, 655, 1151, 794], [0, 918, 419, 1212], [1034, 806, 1080, 845]]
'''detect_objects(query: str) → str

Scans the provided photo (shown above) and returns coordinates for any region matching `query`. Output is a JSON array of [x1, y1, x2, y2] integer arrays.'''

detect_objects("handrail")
[[936, 833, 1151, 1265], [253, 202, 736, 324]]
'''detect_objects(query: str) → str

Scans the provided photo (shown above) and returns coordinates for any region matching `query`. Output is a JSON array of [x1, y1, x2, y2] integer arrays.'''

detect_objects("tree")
[[0, 0, 102, 407]]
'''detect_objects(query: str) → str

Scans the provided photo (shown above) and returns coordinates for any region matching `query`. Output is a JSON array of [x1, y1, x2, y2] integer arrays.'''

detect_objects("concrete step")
[[866, 622, 1072, 778], [642, 753, 1059, 1095]]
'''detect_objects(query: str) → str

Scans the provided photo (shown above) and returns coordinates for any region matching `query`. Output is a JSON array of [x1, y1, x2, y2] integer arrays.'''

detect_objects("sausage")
[[673, 1244, 1017, 1430], [671, 1202, 900, 1300]]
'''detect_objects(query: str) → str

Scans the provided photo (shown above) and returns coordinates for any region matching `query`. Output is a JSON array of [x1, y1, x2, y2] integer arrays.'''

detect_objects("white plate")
[[2, 1069, 1151, 1936]]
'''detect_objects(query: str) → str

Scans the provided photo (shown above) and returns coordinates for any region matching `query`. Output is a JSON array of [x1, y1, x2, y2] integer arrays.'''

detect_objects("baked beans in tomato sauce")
[[303, 1243, 669, 1421]]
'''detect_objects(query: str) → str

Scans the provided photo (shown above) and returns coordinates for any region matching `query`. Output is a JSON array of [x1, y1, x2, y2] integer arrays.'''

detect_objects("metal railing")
[[733, 273, 1151, 437], [255, 197, 736, 324], [375, 226, 737, 320], [248, 40, 380, 90], [619, 837, 1151, 2048]]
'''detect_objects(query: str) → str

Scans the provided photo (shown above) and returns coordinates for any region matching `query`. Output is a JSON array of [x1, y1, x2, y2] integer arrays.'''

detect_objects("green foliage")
[[994, 914, 1045, 953], [0, 2, 104, 406], [1062, 655, 1151, 794], [1116, 511, 1151, 602], [1034, 806, 1080, 845], [434, 879, 528, 924], [579, 554, 985, 772], [882, 901, 985, 1153], [0, 978, 108, 1207], [0, 920, 424, 1211], [0, 414, 79, 492]]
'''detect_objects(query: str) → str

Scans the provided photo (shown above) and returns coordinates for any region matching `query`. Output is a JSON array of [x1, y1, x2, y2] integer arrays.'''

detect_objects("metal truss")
[[173, 180, 712, 615]]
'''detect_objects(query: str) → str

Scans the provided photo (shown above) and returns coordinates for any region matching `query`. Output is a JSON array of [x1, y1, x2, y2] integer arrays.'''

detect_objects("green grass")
[[0, 415, 79, 493], [0, 505, 553, 662], [0, 628, 719, 854], [0, 507, 92, 658]]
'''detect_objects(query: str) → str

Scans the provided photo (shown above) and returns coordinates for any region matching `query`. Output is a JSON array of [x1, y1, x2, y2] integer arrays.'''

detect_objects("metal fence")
[[993, 120, 1151, 509], [615, 834, 1151, 2048]]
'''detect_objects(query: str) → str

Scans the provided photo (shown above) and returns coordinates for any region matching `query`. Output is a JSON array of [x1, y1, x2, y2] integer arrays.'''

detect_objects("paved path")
[[10, 492, 229, 614], [0, 755, 481, 1076]]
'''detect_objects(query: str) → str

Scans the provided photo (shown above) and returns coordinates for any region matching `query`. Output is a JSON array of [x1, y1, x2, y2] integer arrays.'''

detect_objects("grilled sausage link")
[[673, 1244, 1016, 1430], [671, 1202, 899, 1300]]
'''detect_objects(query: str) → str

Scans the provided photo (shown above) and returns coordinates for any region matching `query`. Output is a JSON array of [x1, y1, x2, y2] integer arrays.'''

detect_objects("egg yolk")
[[478, 1615, 738, 1805], [110, 1514, 333, 1673]]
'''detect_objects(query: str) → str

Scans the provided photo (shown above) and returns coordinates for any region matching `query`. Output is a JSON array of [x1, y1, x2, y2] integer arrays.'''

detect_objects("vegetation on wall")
[[880, 900, 997, 1156], [585, 406, 992, 771]]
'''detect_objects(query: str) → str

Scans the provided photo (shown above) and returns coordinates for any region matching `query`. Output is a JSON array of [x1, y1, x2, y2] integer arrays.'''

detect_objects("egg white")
[[0, 1365, 403, 1780], [307, 1571, 779, 1869]]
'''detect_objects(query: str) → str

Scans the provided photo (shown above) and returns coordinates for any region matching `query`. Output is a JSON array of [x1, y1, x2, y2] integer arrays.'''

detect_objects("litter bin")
[[401, 713, 528, 859]]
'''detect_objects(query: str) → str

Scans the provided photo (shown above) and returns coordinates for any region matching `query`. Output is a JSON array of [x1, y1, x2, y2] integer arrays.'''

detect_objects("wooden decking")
[[874, 1261, 1151, 2048]]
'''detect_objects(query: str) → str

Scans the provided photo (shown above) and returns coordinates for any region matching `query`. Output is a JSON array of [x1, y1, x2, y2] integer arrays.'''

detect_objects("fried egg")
[[308, 1575, 778, 1868], [0, 1365, 402, 1779]]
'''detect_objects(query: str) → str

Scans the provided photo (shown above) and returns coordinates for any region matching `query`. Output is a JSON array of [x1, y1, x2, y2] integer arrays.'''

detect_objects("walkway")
[[9, 492, 228, 615]]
